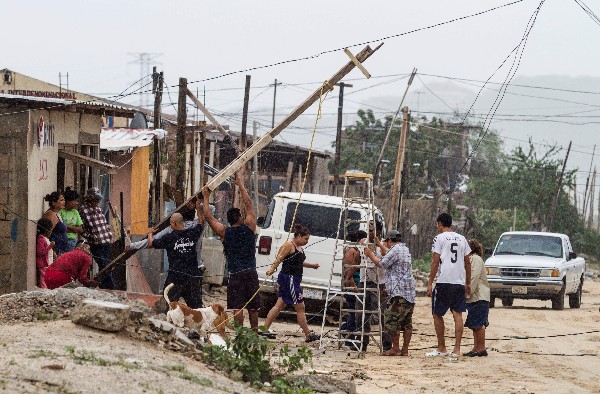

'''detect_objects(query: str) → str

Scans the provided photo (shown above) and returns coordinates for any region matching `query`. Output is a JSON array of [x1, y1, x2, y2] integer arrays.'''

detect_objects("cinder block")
[[0, 154, 9, 169], [0, 188, 8, 204], [0, 220, 11, 236], [0, 255, 11, 271], [0, 172, 9, 188], [0, 238, 12, 255]]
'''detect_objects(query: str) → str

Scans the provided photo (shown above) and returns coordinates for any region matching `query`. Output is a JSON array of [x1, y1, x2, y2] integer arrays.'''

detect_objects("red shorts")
[[45, 269, 72, 289]]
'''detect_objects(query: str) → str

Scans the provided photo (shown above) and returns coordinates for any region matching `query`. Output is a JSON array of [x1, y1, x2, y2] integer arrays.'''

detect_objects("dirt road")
[[0, 280, 598, 393], [270, 279, 600, 393]]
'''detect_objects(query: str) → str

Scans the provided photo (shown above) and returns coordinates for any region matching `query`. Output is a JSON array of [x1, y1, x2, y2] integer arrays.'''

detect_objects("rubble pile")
[[0, 287, 125, 324]]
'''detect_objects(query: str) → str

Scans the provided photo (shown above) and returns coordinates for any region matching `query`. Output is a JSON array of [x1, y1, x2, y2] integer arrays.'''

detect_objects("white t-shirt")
[[431, 231, 471, 285]]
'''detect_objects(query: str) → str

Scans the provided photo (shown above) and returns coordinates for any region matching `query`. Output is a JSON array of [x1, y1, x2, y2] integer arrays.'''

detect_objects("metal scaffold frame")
[[319, 172, 383, 353]]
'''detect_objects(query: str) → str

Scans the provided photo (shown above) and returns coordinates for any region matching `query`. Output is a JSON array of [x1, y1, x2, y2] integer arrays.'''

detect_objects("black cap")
[[385, 230, 401, 241]]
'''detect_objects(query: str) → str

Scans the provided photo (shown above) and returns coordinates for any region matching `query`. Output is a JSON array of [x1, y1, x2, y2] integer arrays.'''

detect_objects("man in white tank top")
[[425, 213, 471, 358]]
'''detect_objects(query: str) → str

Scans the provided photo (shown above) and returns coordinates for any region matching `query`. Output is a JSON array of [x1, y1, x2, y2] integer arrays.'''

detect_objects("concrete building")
[[0, 69, 134, 294]]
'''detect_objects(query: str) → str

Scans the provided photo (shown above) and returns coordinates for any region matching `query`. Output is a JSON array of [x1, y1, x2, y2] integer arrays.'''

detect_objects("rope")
[[208, 81, 331, 334]]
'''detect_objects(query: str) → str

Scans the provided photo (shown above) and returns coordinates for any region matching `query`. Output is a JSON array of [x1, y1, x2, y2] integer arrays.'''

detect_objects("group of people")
[[36, 187, 111, 290], [339, 212, 490, 357], [35, 171, 489, 356], [143, 167, 322, 342]]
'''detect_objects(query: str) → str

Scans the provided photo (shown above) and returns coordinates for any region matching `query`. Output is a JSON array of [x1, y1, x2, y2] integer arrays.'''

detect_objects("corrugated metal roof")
[[0, 93, 71, 104], [0, 94, 137, 114], [101, 128, 167, 151]]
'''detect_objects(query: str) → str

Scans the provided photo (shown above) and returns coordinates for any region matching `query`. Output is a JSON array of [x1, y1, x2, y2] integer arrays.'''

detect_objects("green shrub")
[[202, 324, 313, 393]]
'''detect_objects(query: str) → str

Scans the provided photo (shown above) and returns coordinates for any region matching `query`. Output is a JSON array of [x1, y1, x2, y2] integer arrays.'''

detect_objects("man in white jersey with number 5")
[[426, 212, 471, 357]]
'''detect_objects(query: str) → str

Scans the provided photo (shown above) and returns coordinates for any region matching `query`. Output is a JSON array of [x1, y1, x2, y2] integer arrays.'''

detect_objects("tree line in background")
[[335, 109, 600, 263]]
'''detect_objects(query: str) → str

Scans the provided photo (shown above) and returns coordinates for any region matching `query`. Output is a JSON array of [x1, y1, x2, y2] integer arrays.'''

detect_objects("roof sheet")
[[101, 128, 167, 150]]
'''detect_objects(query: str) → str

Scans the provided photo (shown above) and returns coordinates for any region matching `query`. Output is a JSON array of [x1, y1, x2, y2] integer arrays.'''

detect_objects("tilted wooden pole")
[[95, 44, 382, 282], [186, 89, 241, 155]]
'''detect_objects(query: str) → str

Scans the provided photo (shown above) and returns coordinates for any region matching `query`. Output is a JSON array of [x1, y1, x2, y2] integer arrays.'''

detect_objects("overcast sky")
[[5, 0, 600, 201]]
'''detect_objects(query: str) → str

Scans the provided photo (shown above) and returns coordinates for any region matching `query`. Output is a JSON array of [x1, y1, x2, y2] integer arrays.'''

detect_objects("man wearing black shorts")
[[202, 167, 260, 331], [426, 213, 471, 357], [149, 199, 204, 308]]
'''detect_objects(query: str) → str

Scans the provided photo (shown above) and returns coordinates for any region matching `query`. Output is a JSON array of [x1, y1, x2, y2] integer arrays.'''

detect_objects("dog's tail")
[[163, 283, 174, 308]]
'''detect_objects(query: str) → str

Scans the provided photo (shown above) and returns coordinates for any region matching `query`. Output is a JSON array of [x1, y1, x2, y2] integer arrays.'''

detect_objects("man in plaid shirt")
[[365, 230, 415, 356], [79, 187, 114, 289]]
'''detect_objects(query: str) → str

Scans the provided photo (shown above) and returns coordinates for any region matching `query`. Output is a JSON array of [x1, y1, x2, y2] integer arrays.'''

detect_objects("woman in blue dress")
[[42, 191, 69, 257]]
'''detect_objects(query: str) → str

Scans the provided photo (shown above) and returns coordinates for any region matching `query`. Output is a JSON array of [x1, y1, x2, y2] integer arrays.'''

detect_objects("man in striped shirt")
[[365, 230, 415, 356], [79, 187, 114, 289]]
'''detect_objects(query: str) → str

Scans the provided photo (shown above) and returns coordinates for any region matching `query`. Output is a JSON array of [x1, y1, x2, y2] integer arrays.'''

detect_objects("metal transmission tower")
[[128, 52, 162, 108]]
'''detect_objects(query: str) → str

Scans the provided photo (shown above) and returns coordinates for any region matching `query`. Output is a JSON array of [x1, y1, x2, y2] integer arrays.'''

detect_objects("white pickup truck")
[[255, 192, 386, 315], [485, 231, 585, 310]]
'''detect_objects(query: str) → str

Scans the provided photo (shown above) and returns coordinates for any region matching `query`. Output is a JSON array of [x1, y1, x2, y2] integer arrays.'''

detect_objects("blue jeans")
[[66, 238, 78, 253], [90, 243, 114, 290]]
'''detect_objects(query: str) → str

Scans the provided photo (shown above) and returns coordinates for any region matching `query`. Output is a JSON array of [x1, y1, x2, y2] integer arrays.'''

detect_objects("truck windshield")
[[495, 234, 563, 258]]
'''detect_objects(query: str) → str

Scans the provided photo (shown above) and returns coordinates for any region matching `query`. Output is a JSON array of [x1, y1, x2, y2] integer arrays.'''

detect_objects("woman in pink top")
[[36, 218, 55, 288]]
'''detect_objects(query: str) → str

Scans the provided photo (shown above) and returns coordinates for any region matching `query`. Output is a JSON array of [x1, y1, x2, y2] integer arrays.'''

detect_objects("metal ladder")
[[319, 172, 383, 353]]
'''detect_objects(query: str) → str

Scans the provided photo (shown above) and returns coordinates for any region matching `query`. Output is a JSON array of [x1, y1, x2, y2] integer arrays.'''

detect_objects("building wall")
[[0, 103, 104, 294], [0, 111, 32, 293], [130, 146, 149, 235], [109, 154, 132, 233]]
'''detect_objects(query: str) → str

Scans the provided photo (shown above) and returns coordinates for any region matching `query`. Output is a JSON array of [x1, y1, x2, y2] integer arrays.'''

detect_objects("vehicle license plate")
[[303, 288, 323, 300], [512, 286, 528, 295]]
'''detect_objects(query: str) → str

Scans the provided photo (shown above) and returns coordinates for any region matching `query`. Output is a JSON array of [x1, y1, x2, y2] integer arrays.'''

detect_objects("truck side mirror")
[[568, 251, 577, 260], [484, 248, 493, 255], [257, 216, 265, 227]]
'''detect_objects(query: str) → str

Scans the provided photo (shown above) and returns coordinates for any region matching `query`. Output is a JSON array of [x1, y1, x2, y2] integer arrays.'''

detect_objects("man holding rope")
[[202, 167, 260, 332]]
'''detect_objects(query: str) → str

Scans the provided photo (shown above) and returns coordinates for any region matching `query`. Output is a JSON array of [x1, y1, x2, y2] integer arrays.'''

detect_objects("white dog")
[[163, 283, 228, 337]]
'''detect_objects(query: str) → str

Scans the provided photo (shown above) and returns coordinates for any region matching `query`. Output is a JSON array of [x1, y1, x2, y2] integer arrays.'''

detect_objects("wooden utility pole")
[[176, 77, 188, 205], [200, 127, 206, 189], [97, 44, 382, 281], [588, 168, 596, 228], [332, 82, 352, 196], [582, 145, 596, 219], [253, 120, 260, 214], [241, 75, 251, 150], [549, 141, 572, 230], [388, 106, 410, 232], [375, 68, 417, 186], [236, 75, 252, 208], [271, 79, 282, 128], [152, 67, 163, 223], [186, 90, 240, 155]]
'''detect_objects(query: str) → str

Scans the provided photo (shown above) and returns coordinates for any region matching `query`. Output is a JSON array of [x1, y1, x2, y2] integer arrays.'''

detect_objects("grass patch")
[[412, 252, 432, 273], [64, 346, 139, 370], [7, 359, 16, 366], [36, 310, 60, 320], [164, 365, 212, 387], [28, 350, 57, 358]]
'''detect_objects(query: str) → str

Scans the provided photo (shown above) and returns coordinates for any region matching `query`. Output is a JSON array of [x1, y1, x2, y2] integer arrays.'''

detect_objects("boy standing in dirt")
[[426, 213, 471, 358]]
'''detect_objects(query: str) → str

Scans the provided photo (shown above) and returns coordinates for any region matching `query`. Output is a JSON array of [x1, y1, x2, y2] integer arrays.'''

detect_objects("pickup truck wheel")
[[501, 298, 513, 307], [489, 297, 495, 308], [551, 281, 566, 310], [568, 277, 583, 309]]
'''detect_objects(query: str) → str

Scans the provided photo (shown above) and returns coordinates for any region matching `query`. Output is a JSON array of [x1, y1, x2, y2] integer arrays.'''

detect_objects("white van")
[[255, 192, 386, 312]]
